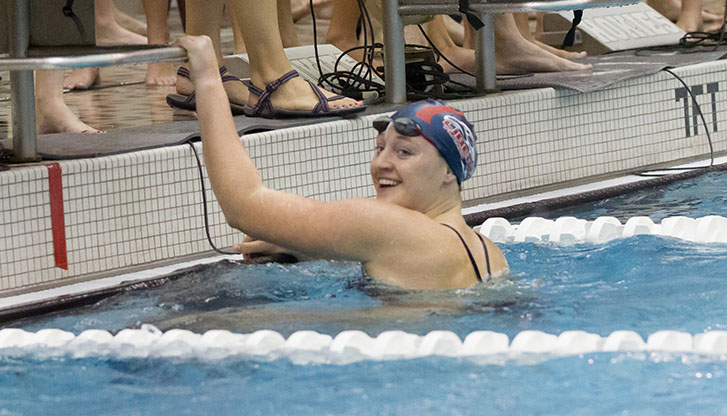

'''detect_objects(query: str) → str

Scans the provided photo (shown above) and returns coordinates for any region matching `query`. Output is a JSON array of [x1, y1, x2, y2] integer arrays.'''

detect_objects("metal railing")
[[1, 0, 187, 162], [382, 0, 640, 103]]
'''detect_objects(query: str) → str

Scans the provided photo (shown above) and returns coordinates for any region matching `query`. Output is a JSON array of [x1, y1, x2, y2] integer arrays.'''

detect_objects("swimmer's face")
[[370, 124, 453, 211]]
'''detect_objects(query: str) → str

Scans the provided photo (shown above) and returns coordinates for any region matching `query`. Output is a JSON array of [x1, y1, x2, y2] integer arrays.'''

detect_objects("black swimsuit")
[[441, 224, 492, 282]]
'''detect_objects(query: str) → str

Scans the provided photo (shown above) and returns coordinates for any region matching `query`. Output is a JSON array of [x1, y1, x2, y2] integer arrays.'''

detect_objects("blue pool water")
[[531, 170, 727, 222], [4, 171, 727, 415]]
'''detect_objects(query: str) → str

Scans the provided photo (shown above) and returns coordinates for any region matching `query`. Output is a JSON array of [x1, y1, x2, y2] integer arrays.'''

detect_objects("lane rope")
[[476, 215, 727, 244], [0, 327, 724, 363]]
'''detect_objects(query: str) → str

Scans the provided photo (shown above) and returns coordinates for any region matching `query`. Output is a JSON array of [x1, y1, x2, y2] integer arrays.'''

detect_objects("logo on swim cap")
[[442, 115, 476, 181]]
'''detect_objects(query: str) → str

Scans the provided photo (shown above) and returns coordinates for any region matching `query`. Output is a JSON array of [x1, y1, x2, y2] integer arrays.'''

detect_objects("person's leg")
[[226, 0, 361, 112], [114, 4, 148, 35], [186, 0, 224, 63], [291, 0, 333, 21], [229, 1, 304, 59], [36, 70, 102, 134], [94, 0, 148, 45], [676, 0, 704, 31], [228, 7, 247, 54], [278, 0, 300, 48], [513, 12, 586, 60], [423, 15, 471, 73], [647, 0, 723, 31], [142, 0, 177, 85], [325, 0, 364, 60], [494, 14, 590, 73], [461, 14, 590, 74], [179, 0, 248, 105], [65, 0, 149, 90], [443, 15, 464, 46], [178, 0, 187, 31]]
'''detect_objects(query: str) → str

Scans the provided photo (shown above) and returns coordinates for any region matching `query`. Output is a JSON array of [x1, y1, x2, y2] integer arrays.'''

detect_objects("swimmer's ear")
[[443, 166, 457, 185]]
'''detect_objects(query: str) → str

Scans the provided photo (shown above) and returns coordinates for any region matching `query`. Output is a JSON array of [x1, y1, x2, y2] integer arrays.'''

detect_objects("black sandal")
[[243, 70, 366, 119], [166, 66, 247, 115]]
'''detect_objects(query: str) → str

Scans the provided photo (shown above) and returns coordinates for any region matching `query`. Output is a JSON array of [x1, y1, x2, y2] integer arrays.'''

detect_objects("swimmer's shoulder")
[[477, 231, 510, 279]]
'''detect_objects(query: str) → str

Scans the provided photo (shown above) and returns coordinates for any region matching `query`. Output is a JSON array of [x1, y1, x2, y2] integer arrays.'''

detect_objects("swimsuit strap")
[[475, 233, 492, 277], [441, 224, 482, 282]]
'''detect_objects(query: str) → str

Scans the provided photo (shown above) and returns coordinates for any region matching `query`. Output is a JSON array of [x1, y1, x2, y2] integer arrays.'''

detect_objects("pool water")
[[530, 170, 727, 222], [5, 170, 727, 415]]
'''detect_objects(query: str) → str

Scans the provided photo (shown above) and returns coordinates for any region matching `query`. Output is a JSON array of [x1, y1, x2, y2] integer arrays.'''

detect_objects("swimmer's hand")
[[234, 236, 311, 264], [173, 35, 220, 84]]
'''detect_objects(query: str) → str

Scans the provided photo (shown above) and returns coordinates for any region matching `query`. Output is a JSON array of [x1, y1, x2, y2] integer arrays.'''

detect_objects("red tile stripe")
[[46, 163, 68, 270]]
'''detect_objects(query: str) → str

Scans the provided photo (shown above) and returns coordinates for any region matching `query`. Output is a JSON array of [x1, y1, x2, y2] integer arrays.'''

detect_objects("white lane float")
[[478, 215, 727, 244], [1, 327, 727, 363]]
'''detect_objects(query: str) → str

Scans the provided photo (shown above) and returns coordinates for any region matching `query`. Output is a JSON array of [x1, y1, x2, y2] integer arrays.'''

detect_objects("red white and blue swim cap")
[[390, 99, 478, 184]]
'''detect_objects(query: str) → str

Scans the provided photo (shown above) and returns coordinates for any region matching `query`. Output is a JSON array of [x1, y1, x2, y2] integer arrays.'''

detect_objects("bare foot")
[[114, 8, 147, 36], [176, 66, 249, 106], [63, 68, 100, 90], [495, 35, 591, 74], [36, 101, 103, 134], [533, 40, 587, 60], [96, 17, 148, 45], [249, 71, 363, 112], [438, 40, 589, 74], [702, 12, 725, 31], [436, 44, 477, 73], [146, 62, 177, 86]]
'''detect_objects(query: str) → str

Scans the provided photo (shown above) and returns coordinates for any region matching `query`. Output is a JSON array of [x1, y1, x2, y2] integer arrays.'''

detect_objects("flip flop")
[[166, 66, 247, 115], [243, 70, 366, 119]]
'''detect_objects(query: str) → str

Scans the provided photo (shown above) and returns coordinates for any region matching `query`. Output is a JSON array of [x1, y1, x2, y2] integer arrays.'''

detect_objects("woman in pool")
[[176, 35, 508, 290]]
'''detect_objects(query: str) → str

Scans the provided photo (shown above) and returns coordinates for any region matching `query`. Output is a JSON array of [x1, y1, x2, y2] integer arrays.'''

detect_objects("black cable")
[[308, 0, 385, 99], [186, 140, 237, 255], [636, 68, 715, 177], [678, 3, 727, 51], [417, 24, 476, 78], [310, 0, 326, 84], [630, 3, 727, 55]]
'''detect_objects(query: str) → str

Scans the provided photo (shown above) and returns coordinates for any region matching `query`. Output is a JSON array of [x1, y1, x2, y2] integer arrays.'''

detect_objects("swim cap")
[[389, 99, 478, 184]]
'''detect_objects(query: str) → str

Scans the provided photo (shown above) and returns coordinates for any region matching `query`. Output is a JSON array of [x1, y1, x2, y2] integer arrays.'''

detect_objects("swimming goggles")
[[373, 116, 423, 137]]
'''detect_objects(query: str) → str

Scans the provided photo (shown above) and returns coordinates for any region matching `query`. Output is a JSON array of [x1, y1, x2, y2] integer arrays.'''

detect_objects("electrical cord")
[[636, 67, 715, 177], [417, 24, 476, 78], [678, 3, 727, 50], [634, 3, 727, 55], [186, 140, 238, 255], [309, 0, 385, 99]]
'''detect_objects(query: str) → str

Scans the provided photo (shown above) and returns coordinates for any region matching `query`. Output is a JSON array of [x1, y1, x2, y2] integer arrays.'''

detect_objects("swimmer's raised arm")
[[176, 35, 507, 289], [175, 36, 416, 261]]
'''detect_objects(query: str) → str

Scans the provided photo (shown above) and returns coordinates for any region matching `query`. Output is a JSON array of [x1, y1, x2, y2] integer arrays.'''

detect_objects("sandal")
[[166, 66, 247, 115], [243, 70, 366, 119]]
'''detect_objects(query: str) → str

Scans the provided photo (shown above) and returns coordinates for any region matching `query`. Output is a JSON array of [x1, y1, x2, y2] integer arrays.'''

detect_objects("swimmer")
[[176, 35, 508, 290]]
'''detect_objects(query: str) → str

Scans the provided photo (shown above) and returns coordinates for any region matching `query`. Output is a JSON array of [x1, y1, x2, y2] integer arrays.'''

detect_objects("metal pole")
[[382, 0, 407, 104], [9, 0, 40, 162], [474, 13, 497, 93]]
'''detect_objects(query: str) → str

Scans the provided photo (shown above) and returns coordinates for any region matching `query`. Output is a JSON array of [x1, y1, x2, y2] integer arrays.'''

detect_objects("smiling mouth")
[[378, 179, 401, 188]]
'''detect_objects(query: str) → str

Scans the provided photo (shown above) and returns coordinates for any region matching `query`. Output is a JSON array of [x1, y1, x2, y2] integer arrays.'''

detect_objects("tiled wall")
[[1, 61, 725, 294]]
